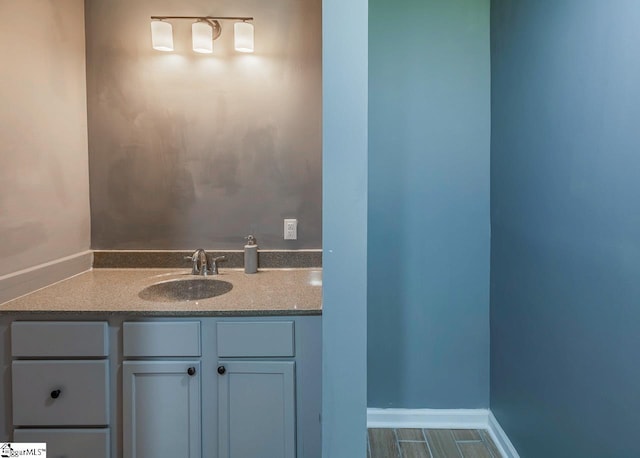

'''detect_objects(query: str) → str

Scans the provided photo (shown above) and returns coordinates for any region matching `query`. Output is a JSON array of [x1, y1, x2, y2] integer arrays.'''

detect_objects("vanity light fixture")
[[150, 16, 254, 54], [150, 20, 174, 51], [192, 19, 218, 53], [234, 21, 254, 53]]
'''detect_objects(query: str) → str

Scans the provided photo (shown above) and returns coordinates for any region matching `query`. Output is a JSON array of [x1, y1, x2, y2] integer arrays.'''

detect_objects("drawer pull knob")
[[50, 389, 61, 399], [187, 367, 196, 376], [217, 365, 226, 375]]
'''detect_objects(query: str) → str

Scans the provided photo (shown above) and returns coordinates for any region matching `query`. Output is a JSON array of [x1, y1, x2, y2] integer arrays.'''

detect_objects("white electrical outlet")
[[284, 219, 298, 240]]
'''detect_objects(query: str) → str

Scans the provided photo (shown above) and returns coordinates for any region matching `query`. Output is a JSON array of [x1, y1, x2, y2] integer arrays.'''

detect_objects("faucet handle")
[[208, 255, 227, 275]]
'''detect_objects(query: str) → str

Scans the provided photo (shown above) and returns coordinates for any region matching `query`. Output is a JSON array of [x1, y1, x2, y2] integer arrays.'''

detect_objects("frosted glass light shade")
[[151, 21, 173, 51], [234, 22, 254, 53], [192, 21, 213, 53]]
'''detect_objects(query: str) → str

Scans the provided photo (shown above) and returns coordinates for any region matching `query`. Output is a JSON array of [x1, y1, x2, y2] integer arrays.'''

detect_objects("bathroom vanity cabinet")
[[0, 315, 322, 458]]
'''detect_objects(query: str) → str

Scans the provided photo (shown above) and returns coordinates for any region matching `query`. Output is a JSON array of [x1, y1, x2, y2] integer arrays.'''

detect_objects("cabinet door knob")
[[217, 365, 226, 375], [187, 367, 196, 376], [50, 389, 61, 399]]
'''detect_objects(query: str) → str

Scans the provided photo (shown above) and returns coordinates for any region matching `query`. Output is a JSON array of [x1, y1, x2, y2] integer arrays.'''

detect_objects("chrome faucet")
[[188, 248, 208, 275], [186, 249, 226, 275]]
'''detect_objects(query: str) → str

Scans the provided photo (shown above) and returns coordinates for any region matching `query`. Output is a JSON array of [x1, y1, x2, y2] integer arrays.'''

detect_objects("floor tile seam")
[[477, 430, 494, 458], [459, 440, 496, 458], [479, 430, 498, 458], [421, 428, 434, 458], [451, 430, 465, 458], [451, 430, 483, 443], [393, 428, 404, 458], [368, 428, 497, 458], [393, 428, 427, 443]]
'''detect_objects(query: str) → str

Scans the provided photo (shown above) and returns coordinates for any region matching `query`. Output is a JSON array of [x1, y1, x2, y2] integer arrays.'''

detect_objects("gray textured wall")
[[85, 0, 322, 250], [0, 0, 90, 277]]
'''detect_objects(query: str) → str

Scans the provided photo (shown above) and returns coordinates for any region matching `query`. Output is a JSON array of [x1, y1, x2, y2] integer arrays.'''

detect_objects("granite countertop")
[[0, 268, 323, 316]]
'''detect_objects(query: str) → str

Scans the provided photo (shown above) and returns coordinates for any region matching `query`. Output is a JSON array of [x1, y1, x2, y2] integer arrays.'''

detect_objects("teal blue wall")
[[491, 1, 640, 456], [368, 0, 491, 408], [322, 0, 368, 455]]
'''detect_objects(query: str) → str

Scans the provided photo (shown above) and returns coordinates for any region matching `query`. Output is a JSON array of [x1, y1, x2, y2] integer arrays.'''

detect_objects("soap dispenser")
[[244, 235, 258, 274]]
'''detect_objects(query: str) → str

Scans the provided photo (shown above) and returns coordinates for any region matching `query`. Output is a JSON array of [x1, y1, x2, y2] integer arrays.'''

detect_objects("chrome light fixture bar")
[[150, 16, 255, 53]]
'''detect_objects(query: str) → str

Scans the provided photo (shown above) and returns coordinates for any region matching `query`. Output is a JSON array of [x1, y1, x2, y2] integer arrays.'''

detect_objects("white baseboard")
[[487, 412, 520, 458], [367, 408, 491, 429], [367, 408, 519, 458], [0, 251, 92, 305]]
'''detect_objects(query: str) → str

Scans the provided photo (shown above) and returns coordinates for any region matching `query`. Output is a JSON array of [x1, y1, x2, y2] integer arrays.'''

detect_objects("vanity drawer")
[[123, 321, 201, 357], [217, 321, 295, 357], [13, 428, 110, 458], [11, 321, 108, 357], [12, 360, 109, 426]]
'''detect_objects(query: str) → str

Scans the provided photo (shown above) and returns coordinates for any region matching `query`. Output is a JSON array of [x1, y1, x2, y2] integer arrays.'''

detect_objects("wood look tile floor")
[[368, 428, 501, 458]]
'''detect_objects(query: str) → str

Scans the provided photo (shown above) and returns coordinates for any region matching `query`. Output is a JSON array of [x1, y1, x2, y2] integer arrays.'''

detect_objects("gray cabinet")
[[123, 321, 201, 357], [215, 319, 311, 458], [12, 360, 109, 426], [122, 321, 203, 458], [216, 321, 295, 357], [1, 316, 321, 458], [10, 321, 111, 458], [11, 321, 109, 357], [123, 361, 201, 458], [217, 361, 296, 458]]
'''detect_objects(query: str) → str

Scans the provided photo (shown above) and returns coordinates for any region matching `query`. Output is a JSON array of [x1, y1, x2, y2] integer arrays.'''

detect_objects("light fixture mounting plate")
[[203, 19, 222, 40]]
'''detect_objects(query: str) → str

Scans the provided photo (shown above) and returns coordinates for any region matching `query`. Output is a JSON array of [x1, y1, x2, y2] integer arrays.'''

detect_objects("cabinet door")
[[218, 361, 295, 458], [123, 361, 201, 458]]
